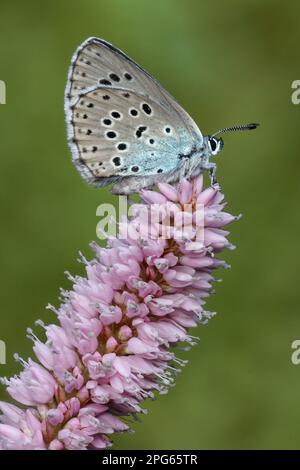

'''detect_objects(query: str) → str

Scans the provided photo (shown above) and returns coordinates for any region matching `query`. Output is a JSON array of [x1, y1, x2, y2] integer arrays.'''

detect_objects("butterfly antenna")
[[212, 122, 260, 137]]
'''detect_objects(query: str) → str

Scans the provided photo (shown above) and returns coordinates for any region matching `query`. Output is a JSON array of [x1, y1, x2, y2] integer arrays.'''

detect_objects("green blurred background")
[[0, 0, 299, 449]]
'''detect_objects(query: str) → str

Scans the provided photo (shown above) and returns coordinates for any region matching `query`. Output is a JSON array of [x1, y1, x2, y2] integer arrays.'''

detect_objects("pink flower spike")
[[0, 176, 237, 450]]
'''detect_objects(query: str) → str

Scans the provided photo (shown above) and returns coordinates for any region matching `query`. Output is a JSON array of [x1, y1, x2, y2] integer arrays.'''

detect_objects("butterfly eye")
[[208, 137, 223, 155], [209, 138, 217, 152]]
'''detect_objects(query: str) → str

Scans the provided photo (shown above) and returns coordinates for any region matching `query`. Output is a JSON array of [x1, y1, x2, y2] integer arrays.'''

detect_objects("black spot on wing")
[[136, 126, 147, 138], [99, 79, 112, 86], [142, 103, 152, 115], [109, 73, 120, 82]]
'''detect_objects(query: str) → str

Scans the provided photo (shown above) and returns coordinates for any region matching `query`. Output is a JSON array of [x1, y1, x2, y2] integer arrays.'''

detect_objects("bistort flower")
[[0, 176, 238, 450]]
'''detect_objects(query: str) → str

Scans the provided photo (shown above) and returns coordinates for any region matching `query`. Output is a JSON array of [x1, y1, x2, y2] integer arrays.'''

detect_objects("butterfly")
[[65, 37, 258, 194]]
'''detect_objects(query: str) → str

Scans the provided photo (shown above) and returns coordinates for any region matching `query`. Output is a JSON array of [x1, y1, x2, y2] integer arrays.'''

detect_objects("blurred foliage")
[[0, 0, 299, 449]]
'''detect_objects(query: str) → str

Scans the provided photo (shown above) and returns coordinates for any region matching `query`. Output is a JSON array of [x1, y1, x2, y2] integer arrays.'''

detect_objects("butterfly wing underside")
[[65, 37, 203, 187]]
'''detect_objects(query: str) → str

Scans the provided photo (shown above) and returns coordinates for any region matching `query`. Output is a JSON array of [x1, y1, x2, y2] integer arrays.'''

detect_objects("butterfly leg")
[[202, 162, 217, 185]]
